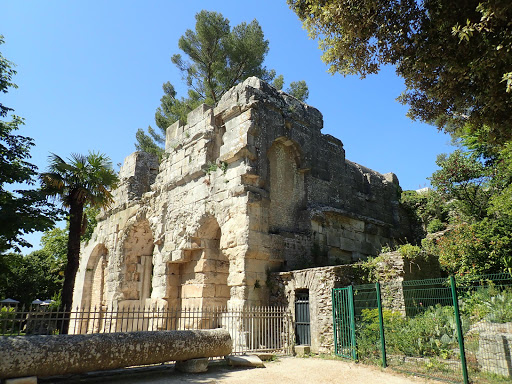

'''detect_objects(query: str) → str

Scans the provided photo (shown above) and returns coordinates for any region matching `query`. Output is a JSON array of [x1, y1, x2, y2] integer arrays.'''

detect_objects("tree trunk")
[[61, 198, 84, 334]]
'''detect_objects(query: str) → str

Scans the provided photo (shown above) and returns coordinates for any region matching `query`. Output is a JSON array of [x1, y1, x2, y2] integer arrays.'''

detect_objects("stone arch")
[[268, 137, 306, 233], [80, 243, 108, 333], [121, 219, 155, 304], [178, 216, 230, 309], [81, 244, 108, 310]]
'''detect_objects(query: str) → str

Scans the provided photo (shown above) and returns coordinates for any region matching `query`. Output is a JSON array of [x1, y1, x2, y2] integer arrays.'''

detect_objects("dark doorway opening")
[[295, 289, 311, 345]]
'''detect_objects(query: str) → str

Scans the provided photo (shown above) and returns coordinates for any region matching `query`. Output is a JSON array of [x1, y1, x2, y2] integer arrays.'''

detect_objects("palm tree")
[[40, 152, 118, 333]]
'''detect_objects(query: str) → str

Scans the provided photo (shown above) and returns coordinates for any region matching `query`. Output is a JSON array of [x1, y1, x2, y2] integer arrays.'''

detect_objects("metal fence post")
[[348, 285, 358, 361], [332, 289, 338, 356], [449, 276, 469, 384], [376, 282, 387, 368]]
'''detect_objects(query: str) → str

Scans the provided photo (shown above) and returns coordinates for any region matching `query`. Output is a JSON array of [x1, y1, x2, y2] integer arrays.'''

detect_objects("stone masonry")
[[72, 77, 414, 323]]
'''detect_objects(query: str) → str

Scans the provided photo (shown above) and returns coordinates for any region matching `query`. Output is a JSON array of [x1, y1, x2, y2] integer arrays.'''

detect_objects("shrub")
[[397, 244, 424, 260], [461, 284, 512, 323], [357, 305, 462, 360], [427, 218, 445, 233]]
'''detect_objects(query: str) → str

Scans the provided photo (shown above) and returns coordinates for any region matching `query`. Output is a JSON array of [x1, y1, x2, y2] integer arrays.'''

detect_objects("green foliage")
[[288, 0, 512, 147], [272, 74, 284, 91], [0, 251, 62, 305], [287, 80, 309, 102], [357, 308, 404, 359], [427, 219, 445, 234], [203, 161, 218, 175], [397, 244, 423, 261], [430, 150, 492, 220], [461, 284, 512, 323], [40, 152, 119, 314], [173, 11, 273, 104], [358, 305, 462, 359], [0, 224, 79, 307], [0, 35, 58, 253], [81, 206, 100, 243], [429, 218, 512, 276], [487, 143, 512, 218], [203, 161, 229, 176], [136, 11, 309, 155], [400, 189, 448, 233], [359, 253, 394, 283], [219, 161, 228, 174], [421, 143, 512, 277], [41, 152, 119, 209], [272, 75, 309, 102], [360, 245, 425, 282]]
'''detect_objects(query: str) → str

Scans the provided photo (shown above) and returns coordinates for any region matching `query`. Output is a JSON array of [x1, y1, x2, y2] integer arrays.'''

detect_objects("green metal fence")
[[333, 273, 512, 384]]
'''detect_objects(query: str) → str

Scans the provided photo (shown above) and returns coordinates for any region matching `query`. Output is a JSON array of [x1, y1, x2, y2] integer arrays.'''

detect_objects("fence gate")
[[332, 286, 357, 360], [295, 290, 310, 345]]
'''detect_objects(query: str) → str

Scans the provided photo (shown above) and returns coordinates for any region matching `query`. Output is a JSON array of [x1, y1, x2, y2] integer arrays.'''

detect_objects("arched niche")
[[121, 220, 155, 304], [268, 138, 306, 233], [179, 216, 230, 310]]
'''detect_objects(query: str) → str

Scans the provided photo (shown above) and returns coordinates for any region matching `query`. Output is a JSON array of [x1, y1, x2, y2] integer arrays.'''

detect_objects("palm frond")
[[40, 151, 119, 210]]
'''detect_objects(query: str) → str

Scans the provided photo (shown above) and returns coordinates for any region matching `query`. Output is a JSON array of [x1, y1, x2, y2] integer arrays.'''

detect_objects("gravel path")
[[51, 357, 439, 384]]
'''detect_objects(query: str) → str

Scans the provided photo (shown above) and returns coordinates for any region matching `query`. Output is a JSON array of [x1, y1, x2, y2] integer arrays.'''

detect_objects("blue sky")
[[3, 1, 453, 251]]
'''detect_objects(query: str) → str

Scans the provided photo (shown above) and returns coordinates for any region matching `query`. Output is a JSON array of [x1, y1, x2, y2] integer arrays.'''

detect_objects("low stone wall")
[[269, 254, 441, 354], [0, 329, 231, 379], [269, 265, 360, 354], [473, 322, 512, 377]]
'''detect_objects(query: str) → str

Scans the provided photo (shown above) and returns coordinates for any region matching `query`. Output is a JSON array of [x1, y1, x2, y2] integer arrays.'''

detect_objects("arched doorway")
[[81, 244, 108, 333]]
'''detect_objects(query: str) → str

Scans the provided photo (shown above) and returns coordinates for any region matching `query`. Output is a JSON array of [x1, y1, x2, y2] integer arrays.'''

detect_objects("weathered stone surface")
[[254, 353, 275, 361], [72, 76, 417, 322], [294, 345, 311, 357], [472, 322, 512, 377], [269, 265, 360, 354], [5, 377, 37, 384], [175, 358, 209, 373], [0, 329, 231, 379], [226, 354, 264, 368]]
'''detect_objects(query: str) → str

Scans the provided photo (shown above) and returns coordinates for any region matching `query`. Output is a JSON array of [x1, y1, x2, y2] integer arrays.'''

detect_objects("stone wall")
[[373, 251, 441, 313], [269, 252, 441, 354], [472, 322, 512, 377], [269, 265, 361, 354], [72, 77, 416, 330]]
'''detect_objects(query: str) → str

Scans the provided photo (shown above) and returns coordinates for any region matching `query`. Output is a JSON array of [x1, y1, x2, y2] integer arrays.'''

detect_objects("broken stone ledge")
[[0, 329, 232, 379]]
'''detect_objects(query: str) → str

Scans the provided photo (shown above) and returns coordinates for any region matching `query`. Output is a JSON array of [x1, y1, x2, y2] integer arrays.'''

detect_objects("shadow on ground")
[[39, 360, 257, 384]]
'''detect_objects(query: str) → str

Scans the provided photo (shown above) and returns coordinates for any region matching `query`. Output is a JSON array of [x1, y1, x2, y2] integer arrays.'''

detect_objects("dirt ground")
[[46, 357, 440, 384]]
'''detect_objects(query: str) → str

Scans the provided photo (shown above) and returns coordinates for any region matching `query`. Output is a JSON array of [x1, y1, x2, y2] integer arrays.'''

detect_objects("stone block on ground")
[[226, 354, 265, 368], [254, 353, 275, 361], [294, 345, 311, 357], [175, 358, 209, 373]]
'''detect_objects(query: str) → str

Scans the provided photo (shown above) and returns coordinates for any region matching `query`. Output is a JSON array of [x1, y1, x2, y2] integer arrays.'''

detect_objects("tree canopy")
[[400, 140, 512, 276], [40, 152, 118, 329], [288, 0, 512, 147], [136, 10, 309, 158], [0, 35, 57, 253]]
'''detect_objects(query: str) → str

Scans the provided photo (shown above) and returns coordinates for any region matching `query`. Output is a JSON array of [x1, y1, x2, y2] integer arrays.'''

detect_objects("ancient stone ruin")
[[72, 77, 414, 314]]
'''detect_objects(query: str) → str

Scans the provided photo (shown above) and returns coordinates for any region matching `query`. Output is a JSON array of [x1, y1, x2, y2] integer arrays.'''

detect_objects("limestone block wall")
[[72, 77, 417, 325], [211, 77, 414, 272]]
